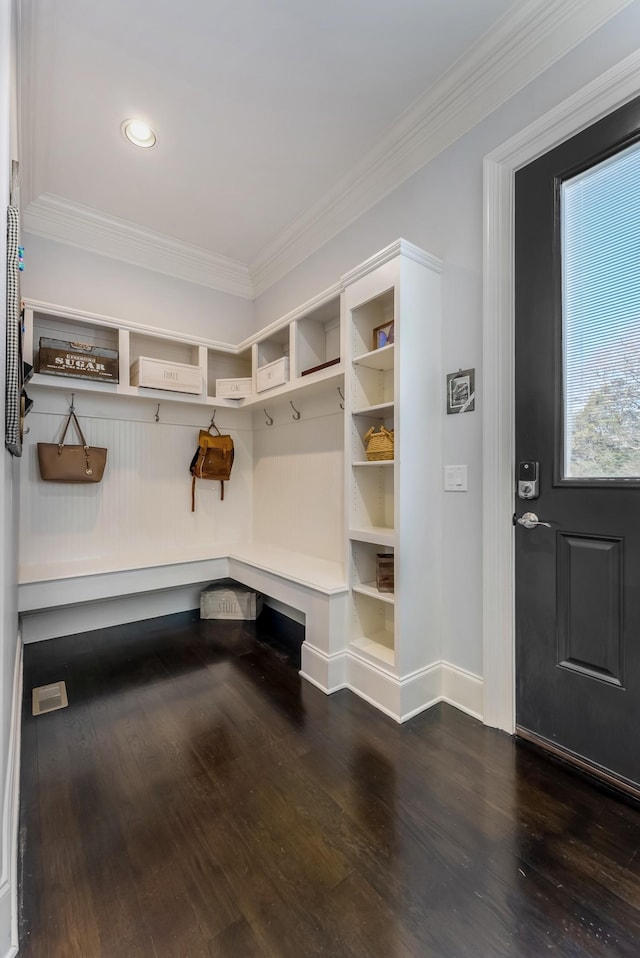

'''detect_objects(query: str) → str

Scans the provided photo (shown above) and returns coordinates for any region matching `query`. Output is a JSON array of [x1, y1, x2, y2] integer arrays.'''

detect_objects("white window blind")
[[562, 139, 640, 479]]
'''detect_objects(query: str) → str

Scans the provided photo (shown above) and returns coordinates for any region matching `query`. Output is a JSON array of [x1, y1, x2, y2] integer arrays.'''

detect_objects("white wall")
[[21, 232, 255, 344], [252, 1, 640, 678], [251, 391, 343, 562], [0, 0, 20, 953]]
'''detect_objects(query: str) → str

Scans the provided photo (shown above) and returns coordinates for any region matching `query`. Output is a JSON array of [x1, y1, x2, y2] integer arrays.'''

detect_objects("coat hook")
[[209, 410, 216, 427], [264, 408, 274, 426], [337, 387, 344, 410], [290, 401, 301, 421], [69, 393, 75, 413], [155, 403, 160, 423]]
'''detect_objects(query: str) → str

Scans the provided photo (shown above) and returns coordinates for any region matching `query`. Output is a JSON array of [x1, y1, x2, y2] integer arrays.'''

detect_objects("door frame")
[[482, 48, 640, 733]]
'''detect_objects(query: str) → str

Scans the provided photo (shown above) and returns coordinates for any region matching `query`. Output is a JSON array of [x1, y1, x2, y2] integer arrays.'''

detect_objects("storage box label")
[[38, 338, 119, 383]]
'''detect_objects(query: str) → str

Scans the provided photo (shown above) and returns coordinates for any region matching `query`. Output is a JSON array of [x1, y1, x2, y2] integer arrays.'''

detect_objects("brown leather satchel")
[[37, 408, 107, 483], [189, 422, 234, 510]]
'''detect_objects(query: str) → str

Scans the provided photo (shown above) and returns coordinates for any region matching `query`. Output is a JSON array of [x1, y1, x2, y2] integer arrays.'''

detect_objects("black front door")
[[515, 96, 640, 793]]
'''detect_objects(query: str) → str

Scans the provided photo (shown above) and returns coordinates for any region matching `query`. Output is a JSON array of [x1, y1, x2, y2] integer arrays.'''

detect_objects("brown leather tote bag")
[[37, 408, 107, 483]]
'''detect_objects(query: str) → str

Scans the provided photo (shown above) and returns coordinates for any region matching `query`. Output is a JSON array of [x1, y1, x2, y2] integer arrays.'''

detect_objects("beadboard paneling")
[[252, 393, 344, 562], [19, 394, 252, 581]]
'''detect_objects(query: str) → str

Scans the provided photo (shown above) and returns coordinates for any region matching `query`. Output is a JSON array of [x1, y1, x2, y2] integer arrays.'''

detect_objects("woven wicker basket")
[[363, 426, 394, 461]]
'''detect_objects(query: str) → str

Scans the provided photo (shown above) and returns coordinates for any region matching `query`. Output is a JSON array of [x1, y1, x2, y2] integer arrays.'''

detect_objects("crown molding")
[[19, 0, 633, 301], [250, 0, 634, 296], [22, 193, 254, 299], [341, 239, 443, 288]]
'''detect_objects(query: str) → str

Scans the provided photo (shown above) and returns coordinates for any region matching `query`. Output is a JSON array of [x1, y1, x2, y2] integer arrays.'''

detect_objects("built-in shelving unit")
[[342, 239, 443, 720], [21, 240, 443, 725], [22, 292, 344, 412]]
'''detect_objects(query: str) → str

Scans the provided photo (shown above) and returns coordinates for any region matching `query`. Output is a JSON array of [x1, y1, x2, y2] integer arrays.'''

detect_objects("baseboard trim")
[[0, 633, 22, 958], [300, 644, 348, 693], [309, 654, 484, 725], [441, 661, 484, 721], [346, 655, 442, 723]]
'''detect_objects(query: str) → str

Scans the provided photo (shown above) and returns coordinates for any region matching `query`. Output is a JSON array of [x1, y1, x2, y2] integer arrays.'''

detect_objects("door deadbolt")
[[518, 461, 539, 499]]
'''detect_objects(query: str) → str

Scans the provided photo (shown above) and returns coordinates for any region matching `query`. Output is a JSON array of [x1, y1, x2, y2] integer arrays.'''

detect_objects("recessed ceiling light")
[[121, 119, 157, 149]]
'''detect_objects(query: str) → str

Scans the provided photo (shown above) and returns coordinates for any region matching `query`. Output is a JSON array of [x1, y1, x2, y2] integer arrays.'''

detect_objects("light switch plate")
[[444, 465, 468, 491]]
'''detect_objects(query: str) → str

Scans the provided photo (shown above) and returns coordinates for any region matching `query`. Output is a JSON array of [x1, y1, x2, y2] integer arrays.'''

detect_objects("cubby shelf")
[[352, 583, 395, 605], [352, 401, 394, 417], [352, 460, 394, 467], [23, 297, 344, 412], [348, 527, 395, 547], [349, 635, 395, 667], [353, 344, 394, 371]]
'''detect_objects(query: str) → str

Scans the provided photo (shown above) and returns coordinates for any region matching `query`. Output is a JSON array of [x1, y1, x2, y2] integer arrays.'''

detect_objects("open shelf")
[[349, 635, 395, 667], [349, 527, 395, 547], [352, 400, 394, 417], [352, 583, 395, 605], [352, 460, 394, 467], [350, 287, 394, 361], [23, 301, 343, 412], [294, 296, 340, 378], [207, 347, 252, 400], [353, 343, 394, 371]]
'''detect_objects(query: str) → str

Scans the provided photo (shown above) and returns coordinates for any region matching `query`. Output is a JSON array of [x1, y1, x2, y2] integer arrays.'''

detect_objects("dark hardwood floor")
[[18, 611, 640, 957]]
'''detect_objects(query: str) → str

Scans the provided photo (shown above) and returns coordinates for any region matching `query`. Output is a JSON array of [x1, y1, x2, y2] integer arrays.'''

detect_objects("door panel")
[[556, 533, 623, 686], [515, 95, 640, 791]]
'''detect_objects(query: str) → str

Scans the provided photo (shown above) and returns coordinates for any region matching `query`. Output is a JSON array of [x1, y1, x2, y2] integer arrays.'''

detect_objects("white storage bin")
[[216, 377, 253, 399], [256, 356, 289, 393], [130, 356, 202, 394], [200, 579, 264, 620]]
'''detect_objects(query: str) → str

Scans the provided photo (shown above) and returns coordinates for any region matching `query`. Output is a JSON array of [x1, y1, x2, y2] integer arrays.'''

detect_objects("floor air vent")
[[32, 682, 68, 716]]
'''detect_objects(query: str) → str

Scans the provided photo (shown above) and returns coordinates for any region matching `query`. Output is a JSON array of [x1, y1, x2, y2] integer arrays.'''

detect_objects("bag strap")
[[59, 409, 89, 450], [208, 422, 221, 437]]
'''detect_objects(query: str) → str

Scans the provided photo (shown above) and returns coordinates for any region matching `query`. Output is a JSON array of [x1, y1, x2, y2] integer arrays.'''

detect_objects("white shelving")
[[343, 239, 442, 720], [22, 294, 344, 412], [21, 241, 442, 725]]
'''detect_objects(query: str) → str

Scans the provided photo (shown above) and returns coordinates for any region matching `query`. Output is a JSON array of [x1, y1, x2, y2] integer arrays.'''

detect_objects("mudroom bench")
[[17, 544, 349, 695]]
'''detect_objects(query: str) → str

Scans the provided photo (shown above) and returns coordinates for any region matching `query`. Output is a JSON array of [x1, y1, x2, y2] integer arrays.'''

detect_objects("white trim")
[[343, 656, 484, 724], [441, 661, 484, 722], [20, 3, 632, 299], [482, 47, 640, 733], [0, 634, 22, 958], [300, 646, 348, 694], [22, 194, 253, 299], [250, 0, 633, 295], [23, 297, 239, 352], [340, 239, 443, 287]]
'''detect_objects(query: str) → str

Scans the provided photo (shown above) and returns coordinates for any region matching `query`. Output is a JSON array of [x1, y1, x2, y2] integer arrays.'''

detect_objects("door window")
[[562, 139, 640, 479]]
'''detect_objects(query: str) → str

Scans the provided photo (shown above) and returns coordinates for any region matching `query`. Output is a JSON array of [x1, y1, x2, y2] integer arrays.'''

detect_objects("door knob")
[[516, 512, 551, 530]]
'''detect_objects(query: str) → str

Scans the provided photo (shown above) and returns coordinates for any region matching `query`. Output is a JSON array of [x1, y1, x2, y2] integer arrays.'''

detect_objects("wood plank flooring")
[[18, 611, 640, 957]]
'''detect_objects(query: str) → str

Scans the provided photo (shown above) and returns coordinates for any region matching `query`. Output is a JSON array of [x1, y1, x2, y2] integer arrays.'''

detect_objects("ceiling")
[[18, 0, 630, 297]]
